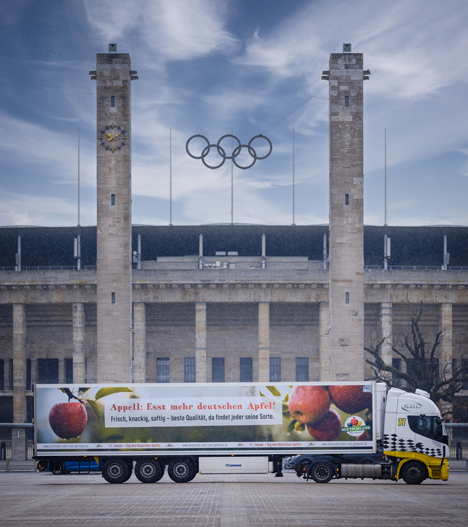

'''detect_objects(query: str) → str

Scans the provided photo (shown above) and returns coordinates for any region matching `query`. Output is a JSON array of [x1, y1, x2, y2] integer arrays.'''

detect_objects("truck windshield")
[[408, 415, 446, 443]]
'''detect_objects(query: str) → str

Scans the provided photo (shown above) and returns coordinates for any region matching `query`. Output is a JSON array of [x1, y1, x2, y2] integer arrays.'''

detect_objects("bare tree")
[[365, 302, 468, 409]]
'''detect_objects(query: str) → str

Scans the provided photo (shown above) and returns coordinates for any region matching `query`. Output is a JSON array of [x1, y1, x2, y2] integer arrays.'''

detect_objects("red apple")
[[307, 409, 342, 441], [289, 386, 330, 425], [350, 418, 358, 426], [328, 385, 372, 414], [49, 401, 88, 439]]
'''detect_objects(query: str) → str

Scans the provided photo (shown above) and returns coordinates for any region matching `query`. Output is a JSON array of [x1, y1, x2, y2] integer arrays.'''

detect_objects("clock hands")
[[107, 131, 122, 141]]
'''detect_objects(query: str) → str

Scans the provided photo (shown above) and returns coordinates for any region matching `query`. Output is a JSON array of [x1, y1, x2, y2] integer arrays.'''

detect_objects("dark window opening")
[[26, 359, 31, 391], [65, 358, 73, 384], [26, 396, 34, 439], [0, 397, 13, 439], [345, 292, 350, 304], [111, 194, 115, 205], [392, 358, 404, 388], [184, 357, 196, 383], [37, 359, 59, 384], [0, 359, 4, 390], [345, 95, 349, 107], [296, 357, 309, 382], [157, 358, 170, 383], [8, 359, 13, 390], [111, 96, 115, 107], [407, 358, 439, 388], [240, 358, 253, 382], [212, 358, 225, 382], [270, 357, 281, 382], [345, 193, 349, 205], [111, 292, 115, 304], [461, 359, 468, 390]]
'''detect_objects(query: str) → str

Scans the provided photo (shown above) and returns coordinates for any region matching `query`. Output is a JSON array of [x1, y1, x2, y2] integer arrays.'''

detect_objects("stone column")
[[319, 303, 330, 381], [440, 303, 453, 378], [133, 303, 146, 383], [439, 304, 453, 418], [58, 359, 65, 383], [325, 47, 366, 381], [72, 303, 85, 384], [195, 303, 207, 383], [31, 358, 37, 388], [95, 50, 134, 383], [258, 302, 270, 382], [380, 303, 393, 380], [12, 304, 26, 460]]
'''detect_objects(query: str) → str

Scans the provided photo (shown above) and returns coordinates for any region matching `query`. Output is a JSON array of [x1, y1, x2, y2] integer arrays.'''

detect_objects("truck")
[[33, 381, 449, 485]]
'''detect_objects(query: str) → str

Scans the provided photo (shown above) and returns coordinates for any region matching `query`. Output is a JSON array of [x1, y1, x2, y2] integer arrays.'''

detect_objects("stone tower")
[[90, 45, 137, 382], [322, 45, 369, 381]]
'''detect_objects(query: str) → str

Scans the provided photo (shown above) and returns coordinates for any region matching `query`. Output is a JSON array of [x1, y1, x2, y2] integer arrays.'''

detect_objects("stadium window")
[[392, 358, 403, 388], [463, 359, 468, 390], [9, 359, 13, 390], [111, 96, 115, 107], [270, 357, 281, 382], [184, 357, 196, 383], [65, 358, 73, 384], [0, 359, 4, 390], [37, 359, 59, 384], [26, 359, 31, 391], [111, 194, 115, 205], [407, 358, 439, 388], [345, 292, 350, 304], [296, 357, 309, 382], [212, 358, 225, 382], [240, 358, 253, 382], [157, 358, 170, 383], [345, 96, 349, 107]]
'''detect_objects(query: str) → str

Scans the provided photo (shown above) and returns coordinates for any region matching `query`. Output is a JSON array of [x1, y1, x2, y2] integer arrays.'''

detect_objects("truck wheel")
[[37, 461, 48, 472], [401, 461, 426, 485], [168, 459, 196, 483], [102, 459, 132, 484], [310, 462, 334, 483], [51, 462, 66, 475], [135, 459, 164, 483]]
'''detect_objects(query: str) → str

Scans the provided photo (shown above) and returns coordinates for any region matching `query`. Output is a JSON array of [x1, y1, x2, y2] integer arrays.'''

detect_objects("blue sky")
[[1, 0, 468, 227]]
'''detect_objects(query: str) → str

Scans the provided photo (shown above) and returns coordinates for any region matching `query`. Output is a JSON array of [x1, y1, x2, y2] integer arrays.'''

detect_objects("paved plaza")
[[0, 469, 467, 526]]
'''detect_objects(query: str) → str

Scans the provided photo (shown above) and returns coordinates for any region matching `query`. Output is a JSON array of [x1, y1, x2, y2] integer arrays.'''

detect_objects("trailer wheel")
[[310, 462, 334, 483], [168, 459, 196, 483], [401, 461, 426, 485], [135, 459, 164, 483], [102, 459, 132, 484]]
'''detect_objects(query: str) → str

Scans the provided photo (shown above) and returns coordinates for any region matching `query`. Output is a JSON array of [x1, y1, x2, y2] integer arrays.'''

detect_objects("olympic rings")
[[186, 134, 273, 170]]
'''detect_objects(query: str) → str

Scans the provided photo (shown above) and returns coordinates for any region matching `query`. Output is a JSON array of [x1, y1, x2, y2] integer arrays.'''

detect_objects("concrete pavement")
[[0, 469, 467, 526]]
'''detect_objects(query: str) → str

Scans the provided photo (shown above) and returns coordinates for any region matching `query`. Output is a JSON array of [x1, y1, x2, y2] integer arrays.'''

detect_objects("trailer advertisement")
[[35, 382, 373, 454]]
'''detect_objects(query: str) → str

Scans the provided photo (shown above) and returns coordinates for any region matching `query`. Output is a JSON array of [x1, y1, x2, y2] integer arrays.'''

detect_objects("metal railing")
[[446, 423, 468, 459], [0, 424, 34, 461], [0, 265, 97, 271], [365, 265, 468, 271]]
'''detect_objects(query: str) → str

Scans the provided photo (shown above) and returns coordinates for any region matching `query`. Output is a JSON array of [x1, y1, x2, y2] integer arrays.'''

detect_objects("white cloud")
[[0, 190, 96, 226], [84, 0, 238, 63], [0, 112, 96, 188]]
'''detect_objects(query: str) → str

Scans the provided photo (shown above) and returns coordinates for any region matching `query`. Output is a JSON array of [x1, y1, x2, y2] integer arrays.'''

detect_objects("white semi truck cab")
[[291, 386, 449, 484]]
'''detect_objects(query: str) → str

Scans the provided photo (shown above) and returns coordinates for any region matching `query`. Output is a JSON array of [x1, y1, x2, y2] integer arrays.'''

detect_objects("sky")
[[1, 0, 468, 228]]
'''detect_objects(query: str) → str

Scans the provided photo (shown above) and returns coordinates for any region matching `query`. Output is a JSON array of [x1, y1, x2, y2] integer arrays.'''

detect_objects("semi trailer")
[[34, 381, 449, 484]]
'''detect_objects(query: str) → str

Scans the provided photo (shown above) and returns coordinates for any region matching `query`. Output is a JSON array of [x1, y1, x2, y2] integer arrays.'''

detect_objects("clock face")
[[98, 123, 128, 153]]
